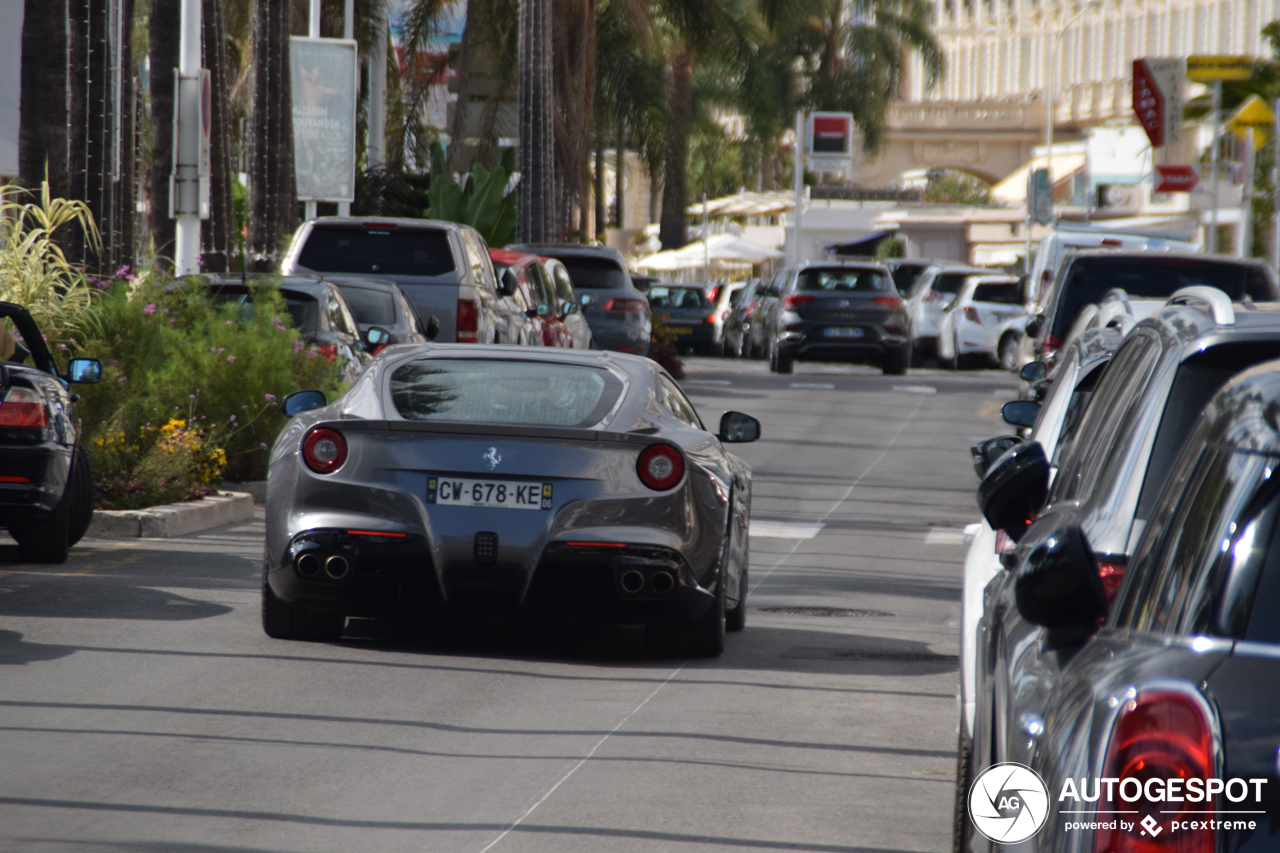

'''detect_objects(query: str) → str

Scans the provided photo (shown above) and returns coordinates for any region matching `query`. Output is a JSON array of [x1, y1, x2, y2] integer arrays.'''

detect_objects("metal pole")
[[368, 12, 387, 169], [1210, 80, 1221, 253], [174, 0, 202, 276], [305, 0, 321, 222], [1273, 98, 1280, 270], [1241, 132, 1256, 258], [338, 0, 355, 216], [793, 111, 804, 266], [702, 193, 709, 281]]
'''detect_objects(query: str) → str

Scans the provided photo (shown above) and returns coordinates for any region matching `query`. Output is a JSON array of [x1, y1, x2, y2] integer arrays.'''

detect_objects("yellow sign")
[[1187, 55, 1253, 82], [1227, 95, 1275, 146]]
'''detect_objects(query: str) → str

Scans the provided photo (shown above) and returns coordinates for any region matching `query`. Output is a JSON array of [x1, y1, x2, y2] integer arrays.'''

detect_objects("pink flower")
[[264, 394, 276, 403], [227, 355, 235, 363], [143, 303, 156, 315], [224, 320, 234, 325], [109, 359, 119, 367]]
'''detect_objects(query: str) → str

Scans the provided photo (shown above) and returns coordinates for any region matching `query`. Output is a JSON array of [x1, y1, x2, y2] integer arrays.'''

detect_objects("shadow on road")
[[0, 630, 78, 665]]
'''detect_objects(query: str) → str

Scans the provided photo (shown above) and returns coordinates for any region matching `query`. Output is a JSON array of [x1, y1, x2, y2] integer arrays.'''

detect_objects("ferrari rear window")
[[390, 359, 623, 427]]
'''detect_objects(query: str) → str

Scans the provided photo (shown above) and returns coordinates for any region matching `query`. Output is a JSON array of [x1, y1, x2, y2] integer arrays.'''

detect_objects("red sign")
[[811, 114, 851, 155], [1155, 164, 1199, 193], [1133, 59, 1166, 147]]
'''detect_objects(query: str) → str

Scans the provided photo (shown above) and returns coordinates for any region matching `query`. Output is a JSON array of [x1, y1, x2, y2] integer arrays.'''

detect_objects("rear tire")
[[953, 727, 976, 853], [881, 345, 910, 376], [726, 567, 747, 632], [688, 576, 727, 657], [262, 581, 345, 641], [998, 334, 1020, 372], [13, 483, 72, 564], [772, 348, 794, 374], [68, 445, 94, 547]]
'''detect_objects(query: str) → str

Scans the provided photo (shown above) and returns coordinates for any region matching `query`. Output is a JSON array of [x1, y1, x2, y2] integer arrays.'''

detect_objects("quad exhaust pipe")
[[650, 571, 675, 594], [296, 553, 321, 578], [618, 568, 676, 597], [294, 551, 351, 580], [325, 555, 350, 579], [620, 570, 645, 594]]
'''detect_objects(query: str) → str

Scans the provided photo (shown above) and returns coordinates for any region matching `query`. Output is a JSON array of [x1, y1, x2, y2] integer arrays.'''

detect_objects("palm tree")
[[149, 0, 179, 264], [19, 1, 71, 202], [246, 0, 296, 271]]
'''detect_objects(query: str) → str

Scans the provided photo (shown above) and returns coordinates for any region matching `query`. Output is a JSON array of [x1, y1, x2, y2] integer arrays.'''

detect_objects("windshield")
[[335, 286, 396, 325], [972, 283, 1022, 304], [1053, 257, 1277, 340], [931, 272, 970, 295], [557, 257, 631, 290], [647, 287, 709, 308], [297, 225, 456, 277], [892, 264, 927, 294], [389, 359, 624, 427], [797, 268, 890, 292]]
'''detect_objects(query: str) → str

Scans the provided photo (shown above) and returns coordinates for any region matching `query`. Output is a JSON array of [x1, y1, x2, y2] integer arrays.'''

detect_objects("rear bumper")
[[776, 324, 909, 363], [586, 319, 651, 357], [0, 442, 70, 524], [268, 531, 714, 622]]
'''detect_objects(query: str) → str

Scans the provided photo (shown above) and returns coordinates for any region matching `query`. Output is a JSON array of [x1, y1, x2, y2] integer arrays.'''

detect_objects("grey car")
[[326, 276, 429, 346], [263, 345, 760, 657], [508, 244, 652, 356], [767, 261, 911, 375]]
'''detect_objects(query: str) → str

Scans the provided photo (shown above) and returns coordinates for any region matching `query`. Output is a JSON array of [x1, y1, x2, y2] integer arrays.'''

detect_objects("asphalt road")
[[0, 356, 1018, 853]]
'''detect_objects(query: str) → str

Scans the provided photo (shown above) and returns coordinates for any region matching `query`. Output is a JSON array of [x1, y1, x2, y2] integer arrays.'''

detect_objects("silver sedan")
[[262, 344, 759, 656]]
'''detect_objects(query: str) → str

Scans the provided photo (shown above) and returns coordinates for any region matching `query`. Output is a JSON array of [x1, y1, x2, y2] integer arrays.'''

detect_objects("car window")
[[298, 225, 456, 277], [282, 293, 320, 334], [1050, 332, 1162, 504], [551, 265, 576, 303], [931, 272, 970, 295], [335, 285, 396, 325], [389, 359, 624, 427], [463, 231, 498, 291], [648, 287, 709, 309], [558, 256, 631, 289], [1052, 257, 1278, 342], [396, 288, 424, 333], [797, 268, 889, 292], [1049, 358, 1108, 466], [891, 264, 927, 294], [327, 291, 356, 337], [528, 263, 554, 309], [972, 283, 1022, 304], [658, 375, 702, 429]]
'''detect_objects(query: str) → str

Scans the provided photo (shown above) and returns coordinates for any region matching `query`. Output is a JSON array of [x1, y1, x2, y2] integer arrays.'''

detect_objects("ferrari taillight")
[[302, 427, 347, 474], [1093, 691, 1215, 853], [0, 387, 48, 428], [637, 444, 684, 490]]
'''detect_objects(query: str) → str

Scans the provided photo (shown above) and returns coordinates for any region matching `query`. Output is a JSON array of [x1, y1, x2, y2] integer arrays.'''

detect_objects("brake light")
[[0, 387, 47, 428], [637, 444, 684, 490], [872, 296, 903, 309], [706, 286, 721, 302], [604, 298, 646, 313], [1093, 691, 1215, 853], [1043, 333, 1062, 352], [319, 343, 338, 362], [302, 427, 347, 474], [963, 306, 981, 324], [704, 314, 717, 324], [783, 294, 815, 308], [1097, 557, 1127, 604], [457, 298, 479, 342]]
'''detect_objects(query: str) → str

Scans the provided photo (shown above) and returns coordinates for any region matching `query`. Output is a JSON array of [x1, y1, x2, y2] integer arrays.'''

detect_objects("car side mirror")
[[364, 326, 391, 348], [1002, 400, 1040, 428], [1025, 315, 1045, 338], [1015, 525, 1108, 633], [563, 301, 579, 315], [579, 293, 596, 308], [66, 358, 102, 384], [425, 317, 440, 341], [1019, 361, 1046, 383], [536, 304, 551, 318], [971, 435, 1021, 479], [978, 440, 1049, 542], [499, 271, 518, 297], [718, 411, 760, 443], [282, 389, 327, 418]]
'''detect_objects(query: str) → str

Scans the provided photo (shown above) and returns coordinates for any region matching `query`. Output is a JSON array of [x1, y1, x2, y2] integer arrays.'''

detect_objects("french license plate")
[[668, 326, 693, 335], [427, 477, 552, 510], [823, 327, 863, 338]]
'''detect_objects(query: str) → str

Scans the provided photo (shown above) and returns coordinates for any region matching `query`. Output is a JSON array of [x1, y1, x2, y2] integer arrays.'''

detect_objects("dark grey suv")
[[507, 244, 652, 356], [766, 261, 910, 375]]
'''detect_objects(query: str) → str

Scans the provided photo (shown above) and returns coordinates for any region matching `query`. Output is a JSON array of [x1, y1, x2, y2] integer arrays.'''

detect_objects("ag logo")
[[969, 762, 1049, 844]]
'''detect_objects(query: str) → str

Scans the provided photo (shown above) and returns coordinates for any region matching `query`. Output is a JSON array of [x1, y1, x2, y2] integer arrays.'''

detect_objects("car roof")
[[1065, 249, 1269, 269], [307, 216, 465, 232], [376, 342, 654, 372], [796, 260, 890, 272], [1133, 301, 1280, 358], [508, 243, 628, 265]]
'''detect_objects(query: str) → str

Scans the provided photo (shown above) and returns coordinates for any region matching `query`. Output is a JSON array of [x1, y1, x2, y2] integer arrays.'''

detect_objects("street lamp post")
[[1044, 1, 1100, 213]]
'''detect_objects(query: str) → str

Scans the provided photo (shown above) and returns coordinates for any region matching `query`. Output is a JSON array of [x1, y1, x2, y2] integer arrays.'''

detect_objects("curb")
[[86, 491, 255, 539]]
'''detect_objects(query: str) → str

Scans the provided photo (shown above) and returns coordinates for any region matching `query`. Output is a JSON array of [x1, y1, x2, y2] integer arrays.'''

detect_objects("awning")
[[827, 231, 892, 257], [685, 191, 794, 218], [634, 233, 783, 272], [992, 153, 1086, 205], [970, 243, 1025, 266]]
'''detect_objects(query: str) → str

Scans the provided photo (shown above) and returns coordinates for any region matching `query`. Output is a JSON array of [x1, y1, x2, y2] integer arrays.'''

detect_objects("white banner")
[[290, 38, 358, 203]]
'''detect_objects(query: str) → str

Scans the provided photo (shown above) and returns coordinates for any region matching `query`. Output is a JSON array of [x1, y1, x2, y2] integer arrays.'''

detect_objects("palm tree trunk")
[[201, 0, 234, 272], [658, 50, 691, 250], [518, 0, 556, 242], [593, 128, 604, 240], [149, 0, 179, 264], [247, 0, 297, 271], [19, 0, 70, 199], [614, 116, 624, 229]]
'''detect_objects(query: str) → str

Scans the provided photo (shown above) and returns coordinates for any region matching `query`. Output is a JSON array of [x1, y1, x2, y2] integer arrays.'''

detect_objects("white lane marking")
[[893, 385, 937, 394], [790, 382, 835, 389], [684, 379, 732, 386], [749, 391, 930, 594], [926, 529, 968, 545], [749, 521, 824, 539], [477, 664, 687, 853]]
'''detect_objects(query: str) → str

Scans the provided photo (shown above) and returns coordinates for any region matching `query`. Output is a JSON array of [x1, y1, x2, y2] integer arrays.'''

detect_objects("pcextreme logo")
[[969, 763, 1050, 844]]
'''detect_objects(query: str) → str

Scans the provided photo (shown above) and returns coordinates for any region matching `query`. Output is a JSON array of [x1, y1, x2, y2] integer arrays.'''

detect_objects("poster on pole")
[[290, 38, 358, 203]]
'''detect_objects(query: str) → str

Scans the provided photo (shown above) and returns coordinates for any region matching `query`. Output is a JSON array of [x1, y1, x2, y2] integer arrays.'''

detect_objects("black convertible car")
[[0, 303, 101, 562]]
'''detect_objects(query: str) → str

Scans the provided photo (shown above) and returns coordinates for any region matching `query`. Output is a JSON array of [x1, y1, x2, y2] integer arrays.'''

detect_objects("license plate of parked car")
[[668, 326, 693, 335], [823, 327, 863, 338], [427, 477, 552, 510]]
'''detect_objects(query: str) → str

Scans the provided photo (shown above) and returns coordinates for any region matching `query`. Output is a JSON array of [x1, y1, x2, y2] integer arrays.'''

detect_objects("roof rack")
[[1166, 286, 1236, 326]]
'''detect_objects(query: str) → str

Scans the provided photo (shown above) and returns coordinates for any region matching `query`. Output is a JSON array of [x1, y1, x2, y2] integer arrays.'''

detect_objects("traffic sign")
[[1132, 58, 1182, 147], [1228, 94, 1275, 146], [1155, 164, 1199, 193], [1187, 55, 1253, 82]]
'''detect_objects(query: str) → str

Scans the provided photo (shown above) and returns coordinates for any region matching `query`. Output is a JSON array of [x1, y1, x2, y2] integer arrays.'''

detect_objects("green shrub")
[[64, 273, 343, 507]]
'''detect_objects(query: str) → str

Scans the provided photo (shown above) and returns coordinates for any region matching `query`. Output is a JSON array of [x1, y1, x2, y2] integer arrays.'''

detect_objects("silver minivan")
[[282, 217, 518, 345]]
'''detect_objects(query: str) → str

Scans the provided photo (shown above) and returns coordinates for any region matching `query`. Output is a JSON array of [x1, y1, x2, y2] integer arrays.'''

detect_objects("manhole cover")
[[759, 606, 894, 618]]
